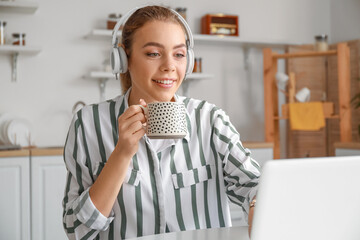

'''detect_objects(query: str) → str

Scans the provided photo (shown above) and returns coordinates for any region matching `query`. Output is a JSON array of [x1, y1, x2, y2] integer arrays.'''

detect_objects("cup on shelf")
[[295, 87, 311, 102], [275, 72, 289, 91], [314, 34, 328, 51]]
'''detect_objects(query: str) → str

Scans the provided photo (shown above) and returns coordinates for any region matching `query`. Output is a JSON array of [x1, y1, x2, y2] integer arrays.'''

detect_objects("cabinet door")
[[0, 156, 30, 240], [31, 155, 67, 240]]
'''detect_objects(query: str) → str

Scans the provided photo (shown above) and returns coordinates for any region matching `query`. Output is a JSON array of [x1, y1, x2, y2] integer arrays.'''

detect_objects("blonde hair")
[[120, 5, 185, 94]]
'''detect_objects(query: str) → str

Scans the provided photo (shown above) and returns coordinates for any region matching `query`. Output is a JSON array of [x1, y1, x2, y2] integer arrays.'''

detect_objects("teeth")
[[154, 79, 173, 84]]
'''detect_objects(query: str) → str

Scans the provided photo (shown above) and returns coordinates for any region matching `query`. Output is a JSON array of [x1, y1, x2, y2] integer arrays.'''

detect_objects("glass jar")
[[314, 34, 328, 51], [0, 21, 6, 45], [12, 33, 26, 46]]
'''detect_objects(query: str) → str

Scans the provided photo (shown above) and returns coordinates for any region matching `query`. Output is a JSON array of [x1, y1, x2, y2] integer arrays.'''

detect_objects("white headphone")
[[110, 6, 195, 80]]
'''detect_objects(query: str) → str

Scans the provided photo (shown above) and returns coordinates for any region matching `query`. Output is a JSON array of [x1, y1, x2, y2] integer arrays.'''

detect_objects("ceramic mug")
[[275, 72, 289, 91], [139, 102, 187, 139], [295, 87, 311, 102]]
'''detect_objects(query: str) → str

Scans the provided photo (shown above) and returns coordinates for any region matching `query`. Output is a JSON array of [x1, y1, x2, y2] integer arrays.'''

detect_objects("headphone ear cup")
[[185, 48, 195, 77], [111, 47, 120, 74], [118, 47, 128, 73]]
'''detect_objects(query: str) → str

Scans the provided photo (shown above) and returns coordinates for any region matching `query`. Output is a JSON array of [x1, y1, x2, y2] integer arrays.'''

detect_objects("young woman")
[[63, 5, 260, 240]]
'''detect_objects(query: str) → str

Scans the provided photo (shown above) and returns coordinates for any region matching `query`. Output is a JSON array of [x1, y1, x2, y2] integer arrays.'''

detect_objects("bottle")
[[314, 35, 328, 51], [0, 21, 6, 45], [193, 58, 198, 72]]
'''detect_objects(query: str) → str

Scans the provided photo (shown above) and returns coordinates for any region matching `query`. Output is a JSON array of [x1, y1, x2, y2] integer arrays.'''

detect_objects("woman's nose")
[[160, 56, 176, 72]]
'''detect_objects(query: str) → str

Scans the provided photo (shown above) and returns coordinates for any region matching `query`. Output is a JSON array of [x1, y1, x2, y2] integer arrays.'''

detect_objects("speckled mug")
[[139, 102, 187, 139]]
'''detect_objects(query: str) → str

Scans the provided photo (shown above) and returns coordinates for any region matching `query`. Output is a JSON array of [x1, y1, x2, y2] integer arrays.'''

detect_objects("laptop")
[[251, 156, 360, 240]]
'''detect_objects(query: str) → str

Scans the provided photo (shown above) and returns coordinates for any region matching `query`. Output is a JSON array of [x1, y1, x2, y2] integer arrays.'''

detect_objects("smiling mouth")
[[152, 79, 175, 85]]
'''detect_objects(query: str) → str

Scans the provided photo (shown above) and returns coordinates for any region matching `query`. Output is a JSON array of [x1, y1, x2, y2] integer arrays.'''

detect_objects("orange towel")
[[289, 102, 325, 131]]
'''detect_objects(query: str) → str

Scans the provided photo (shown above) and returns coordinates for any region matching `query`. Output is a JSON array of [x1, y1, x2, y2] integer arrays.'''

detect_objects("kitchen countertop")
[[0, 149, 30, 157], [0, 141, 274, 158], [0, 147, 64, 157], [31, 147, 64, 156], [334, 142, 360, 149], [243, 142, 274, 148]]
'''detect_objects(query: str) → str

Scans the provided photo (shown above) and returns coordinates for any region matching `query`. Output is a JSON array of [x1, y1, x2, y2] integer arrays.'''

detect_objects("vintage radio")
[[201, 14, 239, 36]]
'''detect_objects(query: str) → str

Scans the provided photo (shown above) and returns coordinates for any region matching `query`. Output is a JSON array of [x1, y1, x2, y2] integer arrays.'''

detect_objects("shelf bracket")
[[99, 78, 109, 102], [12, 52, 19, 82], [244, 47, 250, 70]]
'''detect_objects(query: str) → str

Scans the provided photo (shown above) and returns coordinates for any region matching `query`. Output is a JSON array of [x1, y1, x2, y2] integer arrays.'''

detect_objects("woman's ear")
[[124, 47, 131, 71]]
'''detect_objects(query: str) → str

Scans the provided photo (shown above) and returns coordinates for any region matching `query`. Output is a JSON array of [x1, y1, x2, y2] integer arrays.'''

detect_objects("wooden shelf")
[[274, 115, 340, 120], [273, 50, 337, 59], [0, 1, 39, 13], [0, 45, 41, 55], [87, 29, 304, 48]]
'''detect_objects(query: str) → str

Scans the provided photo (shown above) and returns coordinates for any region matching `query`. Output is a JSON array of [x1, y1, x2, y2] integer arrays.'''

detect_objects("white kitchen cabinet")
[[31, 154, 68, 240], [0, 155, 30, 240]]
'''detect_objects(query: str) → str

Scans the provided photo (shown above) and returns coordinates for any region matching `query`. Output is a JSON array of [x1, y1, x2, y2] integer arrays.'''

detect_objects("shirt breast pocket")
[[171, 164, 215, 189], [124, 168, 142, 186]]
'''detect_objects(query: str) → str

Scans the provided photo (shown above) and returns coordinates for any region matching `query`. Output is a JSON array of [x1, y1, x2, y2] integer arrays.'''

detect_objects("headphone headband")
[[111, 6, 193, 49], [111, 7, 140, 47]]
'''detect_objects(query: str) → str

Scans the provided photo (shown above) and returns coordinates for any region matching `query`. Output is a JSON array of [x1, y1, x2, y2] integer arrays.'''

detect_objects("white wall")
[[0, 0, 331, 147], [330, 0, 360, 43]]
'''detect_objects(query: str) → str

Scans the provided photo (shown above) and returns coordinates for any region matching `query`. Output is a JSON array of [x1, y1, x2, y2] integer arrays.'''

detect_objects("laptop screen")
[[251, 156, 360, 240]]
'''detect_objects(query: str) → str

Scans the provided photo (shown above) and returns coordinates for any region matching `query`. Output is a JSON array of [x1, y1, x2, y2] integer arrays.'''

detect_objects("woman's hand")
[[115, 99, 147, 158]]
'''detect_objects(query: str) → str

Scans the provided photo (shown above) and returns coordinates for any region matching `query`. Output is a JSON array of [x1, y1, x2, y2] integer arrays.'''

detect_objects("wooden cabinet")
[[31, 154, 67, 240], [0, 155, 30, 240]]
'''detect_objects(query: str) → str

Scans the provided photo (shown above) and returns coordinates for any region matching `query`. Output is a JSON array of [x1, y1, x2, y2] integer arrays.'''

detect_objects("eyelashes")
[[145, 52, 186, 59], [146, 52, 160, 57]]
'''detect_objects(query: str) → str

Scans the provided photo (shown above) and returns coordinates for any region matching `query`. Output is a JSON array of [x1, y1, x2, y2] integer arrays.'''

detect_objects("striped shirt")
[[62, 89, 261, 240]]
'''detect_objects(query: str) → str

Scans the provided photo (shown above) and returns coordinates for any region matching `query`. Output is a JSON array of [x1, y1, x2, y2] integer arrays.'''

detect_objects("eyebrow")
[[142, 42, 186, 49]]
